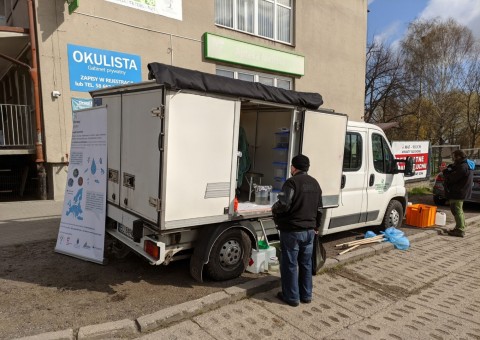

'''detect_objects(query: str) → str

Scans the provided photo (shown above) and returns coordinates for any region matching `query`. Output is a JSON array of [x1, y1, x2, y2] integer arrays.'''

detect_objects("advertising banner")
[[71, 97, 93, 112], [106, 0, 182, 21], [68, 44, 141, 92], [391, 141, 430, 181], [55, 106, 107, 264]]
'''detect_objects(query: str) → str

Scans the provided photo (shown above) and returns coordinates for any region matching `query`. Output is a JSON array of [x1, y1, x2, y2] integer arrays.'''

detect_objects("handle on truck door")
[[341, 175, 346, 189], [369, 174, 375, 186]]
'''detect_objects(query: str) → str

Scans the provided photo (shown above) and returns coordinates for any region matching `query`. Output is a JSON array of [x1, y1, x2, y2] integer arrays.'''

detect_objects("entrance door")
[[301, 110, 347, 208], [366, 130, 397, 223], [328, 128, 368, 231], [161, 92, 240, 229], [120, 89, 163, 224]]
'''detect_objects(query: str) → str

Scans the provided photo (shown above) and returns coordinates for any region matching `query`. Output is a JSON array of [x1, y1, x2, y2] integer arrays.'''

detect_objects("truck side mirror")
[[395, 157, 415, 177]]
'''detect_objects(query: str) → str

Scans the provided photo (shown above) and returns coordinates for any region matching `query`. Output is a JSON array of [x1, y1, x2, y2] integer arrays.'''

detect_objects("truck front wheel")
[[382, 200, 403, 229], [205, 229, 252, 281]]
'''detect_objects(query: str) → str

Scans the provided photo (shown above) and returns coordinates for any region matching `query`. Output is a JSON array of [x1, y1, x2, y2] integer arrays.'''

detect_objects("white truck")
[[90, 63, 413, 282]]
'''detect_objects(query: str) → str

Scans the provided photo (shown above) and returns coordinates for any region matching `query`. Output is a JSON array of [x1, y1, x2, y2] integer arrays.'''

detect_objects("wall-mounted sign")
[[204, 33, 305, 76], [106, 0, 182, 21], [392, 141, 430, 181], [67, 44, 142, 92], [71, 98, 93, 112]]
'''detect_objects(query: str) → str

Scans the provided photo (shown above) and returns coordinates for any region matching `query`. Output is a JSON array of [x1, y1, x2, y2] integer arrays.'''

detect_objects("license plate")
[[118, 224, 133, 239]]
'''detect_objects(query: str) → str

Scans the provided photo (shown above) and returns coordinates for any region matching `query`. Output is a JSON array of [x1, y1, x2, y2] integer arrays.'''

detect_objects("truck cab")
[[322, 121, 410, 235]]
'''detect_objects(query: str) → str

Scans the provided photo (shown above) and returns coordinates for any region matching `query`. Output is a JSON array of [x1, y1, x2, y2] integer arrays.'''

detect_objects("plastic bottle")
[[234, 197, 238, 212], [268, 256, 280, 272]]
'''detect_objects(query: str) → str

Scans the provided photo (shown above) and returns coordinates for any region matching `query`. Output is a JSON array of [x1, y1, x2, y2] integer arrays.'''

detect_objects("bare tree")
[[364, 39, 406, 123], [463, 45, 480, 149], [401, 18, 476, 146]]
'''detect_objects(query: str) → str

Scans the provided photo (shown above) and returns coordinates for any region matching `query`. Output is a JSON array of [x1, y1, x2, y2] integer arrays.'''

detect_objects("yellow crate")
[[406, 204, 437, 228]]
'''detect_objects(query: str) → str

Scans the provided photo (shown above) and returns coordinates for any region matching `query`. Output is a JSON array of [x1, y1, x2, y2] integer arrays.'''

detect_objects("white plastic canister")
[[246, 249, 266, 273], [435, 211, 446, 226]]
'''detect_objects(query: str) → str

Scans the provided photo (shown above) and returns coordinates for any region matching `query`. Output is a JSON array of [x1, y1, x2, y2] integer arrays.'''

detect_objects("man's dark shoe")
[[300, 298, 312, 304], [447, 229, 465, 237], [276, 292, 299, 307]]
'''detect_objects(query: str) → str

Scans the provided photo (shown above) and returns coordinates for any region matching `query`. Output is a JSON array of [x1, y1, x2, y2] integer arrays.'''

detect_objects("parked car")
[[433, 159, 480, 205]]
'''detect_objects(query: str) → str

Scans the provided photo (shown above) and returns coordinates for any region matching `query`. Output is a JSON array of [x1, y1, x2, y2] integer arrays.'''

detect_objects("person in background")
[[443, 150, 473, 237], [272, 154, 323, 307]]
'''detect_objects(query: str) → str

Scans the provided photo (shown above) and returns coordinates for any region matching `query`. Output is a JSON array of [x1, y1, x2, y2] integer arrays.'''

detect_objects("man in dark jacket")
[[443, 150, 473, 237], [272, 154, 322, 307]]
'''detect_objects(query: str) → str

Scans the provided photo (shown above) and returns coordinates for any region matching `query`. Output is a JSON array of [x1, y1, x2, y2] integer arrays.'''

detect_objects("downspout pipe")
[[27, 0, 47, 199]]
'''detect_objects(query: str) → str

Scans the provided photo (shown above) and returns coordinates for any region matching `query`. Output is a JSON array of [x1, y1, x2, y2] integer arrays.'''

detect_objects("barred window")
[[215, 0, 293, 44]]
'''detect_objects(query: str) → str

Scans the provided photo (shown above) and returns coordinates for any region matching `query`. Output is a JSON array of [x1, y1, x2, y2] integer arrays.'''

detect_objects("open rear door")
[[301, 110, 347, 207], [161, 91, 240, 230]]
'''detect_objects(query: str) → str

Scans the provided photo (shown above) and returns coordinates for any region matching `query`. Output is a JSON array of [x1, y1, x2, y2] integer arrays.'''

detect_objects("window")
[[215, 0, 293, 44], [216, 67, 292, 89], [343, 132, 362, 171], [372, 133, 396, 174]]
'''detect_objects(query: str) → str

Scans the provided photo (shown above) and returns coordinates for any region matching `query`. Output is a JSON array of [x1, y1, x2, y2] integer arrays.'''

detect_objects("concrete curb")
[[15, 329, 74, 340], [78, 319, 138, 340], [137, 291, 232, 333], [15, 216, 480, 340]]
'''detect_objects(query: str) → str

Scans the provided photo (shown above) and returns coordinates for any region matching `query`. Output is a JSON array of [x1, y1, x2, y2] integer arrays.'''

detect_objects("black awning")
[[147, 63, 323, 110]]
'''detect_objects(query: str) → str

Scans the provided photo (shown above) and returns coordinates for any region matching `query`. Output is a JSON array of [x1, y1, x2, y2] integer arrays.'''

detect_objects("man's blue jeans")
[[279, 229, 315, 304]]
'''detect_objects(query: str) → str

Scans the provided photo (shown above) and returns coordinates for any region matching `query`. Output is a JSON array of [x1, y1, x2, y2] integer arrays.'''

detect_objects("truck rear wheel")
[[382, 200, 403, 229], [205, 229, 251, 281]]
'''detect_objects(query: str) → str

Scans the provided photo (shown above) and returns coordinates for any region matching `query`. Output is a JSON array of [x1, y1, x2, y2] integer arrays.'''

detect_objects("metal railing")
[[0, 104, 34, 148]]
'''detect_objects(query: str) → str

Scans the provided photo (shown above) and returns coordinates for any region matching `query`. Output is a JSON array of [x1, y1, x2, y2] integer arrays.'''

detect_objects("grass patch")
[[408, 187, 432, 195]]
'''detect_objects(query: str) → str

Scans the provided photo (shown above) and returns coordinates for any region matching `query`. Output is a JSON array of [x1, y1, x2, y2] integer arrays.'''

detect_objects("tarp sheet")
[[147, 63, 323, 110]]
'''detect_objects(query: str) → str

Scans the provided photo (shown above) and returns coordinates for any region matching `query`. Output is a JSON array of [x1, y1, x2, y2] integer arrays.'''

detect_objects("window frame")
[[215, 0, 294, 45], [343, 132, 363, 172], [372, 133, 397, 174], [216, 66, 293, 90]]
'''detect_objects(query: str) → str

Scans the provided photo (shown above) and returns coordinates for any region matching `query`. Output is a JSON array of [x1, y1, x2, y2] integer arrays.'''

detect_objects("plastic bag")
[[312, 234, 326, 275], [258, 240, 269, 249], [382, 227, 409, 250], [364, 230, 377, 238], [391, 236, 410, 250], [467, 159, 475, 170]]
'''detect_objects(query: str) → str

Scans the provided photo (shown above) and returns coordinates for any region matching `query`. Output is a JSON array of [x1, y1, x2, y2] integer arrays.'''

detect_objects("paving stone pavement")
[[135, 222, 480, 340], [6, 200, 480, 340]]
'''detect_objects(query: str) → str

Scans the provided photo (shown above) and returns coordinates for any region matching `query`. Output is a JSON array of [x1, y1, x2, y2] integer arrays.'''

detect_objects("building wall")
[[33, 1, 367, 199]]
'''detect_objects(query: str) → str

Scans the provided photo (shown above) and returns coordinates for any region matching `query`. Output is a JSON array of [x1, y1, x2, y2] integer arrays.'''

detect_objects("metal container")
[[254, 185, 272, 205]]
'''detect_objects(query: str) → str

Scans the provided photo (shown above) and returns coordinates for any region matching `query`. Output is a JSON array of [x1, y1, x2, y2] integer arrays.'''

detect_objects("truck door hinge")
[[151, 106, 165, 118], [149, 197, 162, 211]]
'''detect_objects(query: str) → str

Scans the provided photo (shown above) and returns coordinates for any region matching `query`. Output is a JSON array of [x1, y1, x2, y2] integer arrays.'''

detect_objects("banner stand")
[[55, 106, 108, 265]]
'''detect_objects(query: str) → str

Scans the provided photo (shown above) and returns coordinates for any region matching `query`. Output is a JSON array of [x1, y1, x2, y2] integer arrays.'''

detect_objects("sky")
[[367, 0, 480, 47]]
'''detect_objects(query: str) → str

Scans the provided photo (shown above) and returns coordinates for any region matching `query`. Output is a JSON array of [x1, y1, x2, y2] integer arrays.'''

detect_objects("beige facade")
[[1, 0, 367, 200]]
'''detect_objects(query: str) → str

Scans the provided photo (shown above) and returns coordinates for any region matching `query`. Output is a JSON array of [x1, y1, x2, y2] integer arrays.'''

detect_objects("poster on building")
[[67, 44, 142, 92], [106, 0, 182, 20], [55, 106, 107, 264], [391, 141, 430, 181], [71, 97, 93, 112]]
